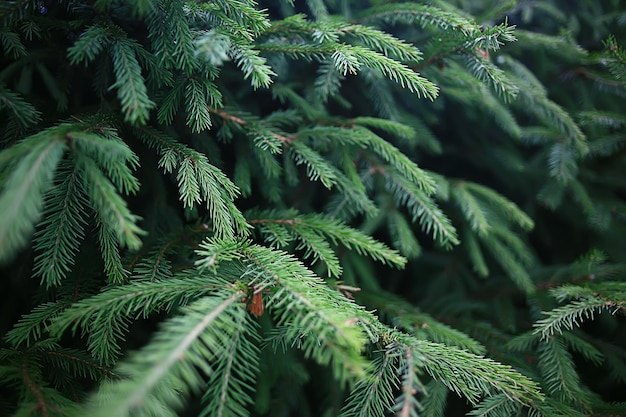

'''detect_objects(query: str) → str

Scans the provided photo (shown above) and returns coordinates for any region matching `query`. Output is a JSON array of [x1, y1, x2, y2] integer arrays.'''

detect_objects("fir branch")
[[0, 1, 41, 26], [352, 117, 417, 141], [194, 29, 232, 67], [355, 126, 437, 193], [68, 129, 141, 195], [93, 0, 155, 16], [451, 183, 491, 236], [513, 74, 587, 155], [304, 0, 328, 20], [329, 169, 379, 219], [560, 332, 604, 366], [463, 23, 517, 52], [462, 181, 534, 231], [420, 380, 448, 417], [337, 44, 438, 99], [1, 349, 76, 416], [547, 142, 578, 184], [197, 0, 271, 37], [208, 106, 292, 143], [360, 67, 401, 119], [512, 30, 587, 59], [603, 35, 626, 81], [129, 228, 200, 282], [156, 76, 186, 125], [479, 231, 535, 293], [36, 343, 121, 381], [468, 394, 521, 417], [257, 41, 437, 98], [464, 227, 489, 277], [313, 58, 344, 102], [360, 289, 485, 354], [96, 216, 130, 285]]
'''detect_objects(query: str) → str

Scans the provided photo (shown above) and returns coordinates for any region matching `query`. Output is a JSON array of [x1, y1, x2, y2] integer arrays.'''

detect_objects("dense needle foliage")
[[1, 0, 625, 416]]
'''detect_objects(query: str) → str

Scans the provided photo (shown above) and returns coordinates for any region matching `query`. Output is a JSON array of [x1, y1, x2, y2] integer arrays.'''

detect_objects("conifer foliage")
[[1, 1, 625, 416]]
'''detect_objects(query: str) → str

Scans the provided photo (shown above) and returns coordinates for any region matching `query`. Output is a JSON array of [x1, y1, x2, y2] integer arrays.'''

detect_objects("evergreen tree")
[[1, 1, 625, 416]]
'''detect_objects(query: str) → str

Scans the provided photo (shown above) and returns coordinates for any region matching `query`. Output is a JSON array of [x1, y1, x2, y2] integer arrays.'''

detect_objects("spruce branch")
[[133, 126, 250, 238], [340, 350, 399, 417], [602, 35, 626, 81], [147, 0, 194, 72], [420, 380, 448, 417], [537, 336, 592, 406], [52, 275, 225, 365], [197, 239, 372, 382], [5, 301, 70, 348], [96, 216, 130, 285], [288, 140, 339, 188], [196, 0, 271, 37], [67, 25, 112, 66], [75, 291, 247, 417], [383, 168, 459, 248], [460, 50, 518, 101], [109, 40, 156, 125], [184, 77, 222, 133], [387, 209, 422, 259], [229, 38, 275, 89], [357, 3, 476, 34], [200, 308, 259, 417], [247, 209, 406, 276], [0, 130, 67, 263], [74, 152, 145, 251], [339, 24, 423, 63], [68, 129, 141, 195], [0, 82, 41, 131], [392, 345, 424, 417], [468, 394, 521, 417], [360, 289, 486, 355], [32, 159, 89, 288], [414, 339, 544, 405], [534, 296, 623, 340], [335, 44, 438, 99]]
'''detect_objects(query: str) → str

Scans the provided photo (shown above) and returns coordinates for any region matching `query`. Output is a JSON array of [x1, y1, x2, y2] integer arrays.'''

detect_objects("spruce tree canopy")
[[0, 1, 625, 416]]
